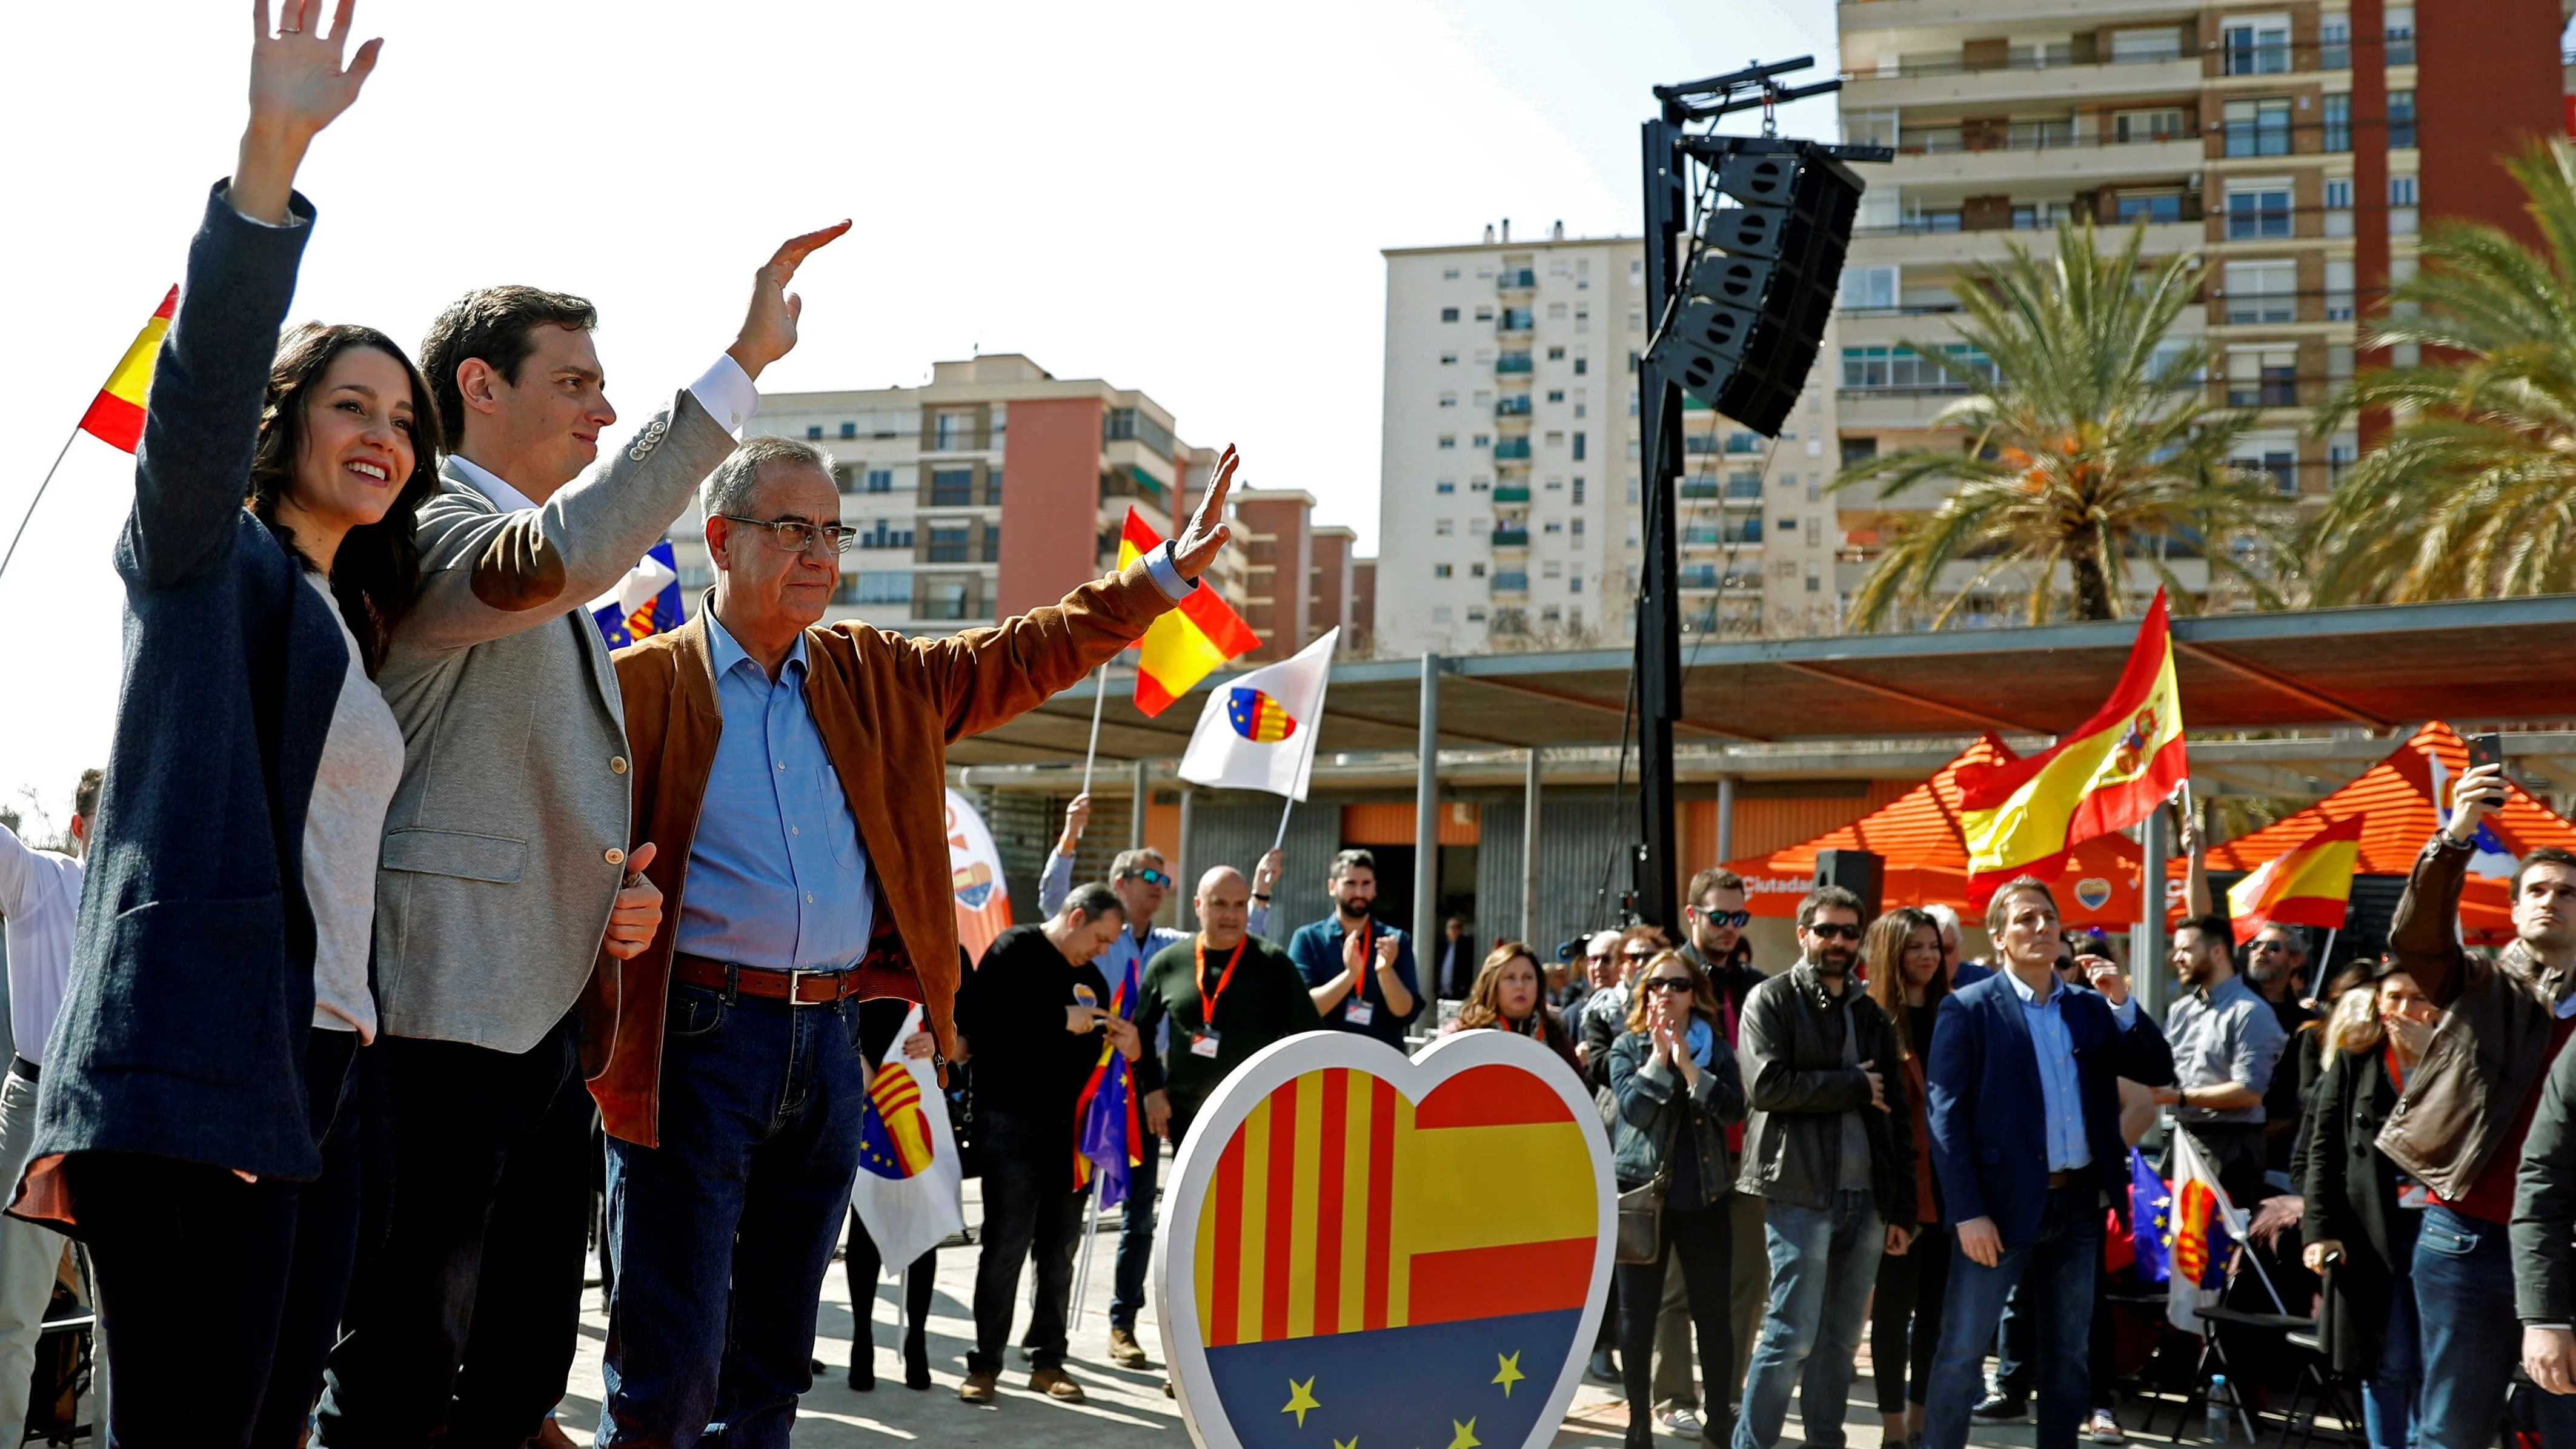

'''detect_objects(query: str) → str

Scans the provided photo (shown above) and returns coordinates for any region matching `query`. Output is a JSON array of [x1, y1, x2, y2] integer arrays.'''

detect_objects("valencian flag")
[[1193, 1064, 1595, 1449], [944, 789, 1013, 963], [78, 286, 178, 453], [1072, 951, 1146, 1209], [2161, 1129, 2243, 1333], [1120, 507, 1261, 715], [1181, 629, 1338, 803], [2227, 812, 2365, 944], [848, 1004, 965, 1273], [1959, 588, 2188, 898], [588, 540, 686, 648]]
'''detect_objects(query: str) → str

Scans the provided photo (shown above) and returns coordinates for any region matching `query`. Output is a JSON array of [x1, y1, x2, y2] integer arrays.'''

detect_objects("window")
[[2116, 193, 2184, 224], [2229, 431, 2302, 493], [805, 425, 823, 440], [929, 468, 974, 506], [1543, 522, 1563, 536], [1546, 346, 1566, 361], [1839, 345, 1995, 391], [1441, 307, 1459, 323], [1438, 393, 1456, 409], [1569, 575, 1584, 594], [932, 413, 973, 451], [1433, 606, 1454, 623], [1436, 480, 1456, 494], [851, 571, 909, 606], [1442, 267, 1460, 280], [1474, 433, 1492, 448], [1776, 516, 1799, 533], [2222, 98, 2293, 158], [2226, 348, 2300, 408], [1575, 308, 1590, 332], [1571, 478, 1587, 505], [1542, 561, 1562, 579], [2113, 108, 2187, 144], [854, 521, 912, 550], [2223, 17, 2290, 74], [926, 526, 972, 563], [2108, 26, 2183, 63], [1839, 265, 1897, 310], [2388, 90, 2415, 149], [2225, 260, 2298, 323], [1573, 431, 1587, 461], [1433, 563, 1453, 579], [1438, 434, 1457, 450], [838, 421, 857, 439], [1469, 563, 1487, 578], [1546, 302, 1567, 320], [1546, 389, 1566, 403], [864, 468, 893, 494], [1475, 307, 1494, 322], [2389, 174, 2417, 205], [2384, 5, 2414, 64], [1725, 472, 1762, 499], [2325, 259, 2356, 320], [1435, 519, 1455, 536], [2322, 93, 2351, 152], [1571, 515, 1585, 533], [2226, 185, 2294, 239], [1439, 353, 1458, 366], [1573, 355, 1588, 375]]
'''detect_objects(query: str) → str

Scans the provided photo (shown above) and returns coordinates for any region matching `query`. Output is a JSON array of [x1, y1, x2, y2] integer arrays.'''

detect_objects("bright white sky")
[[0, 0, 1839, 827]]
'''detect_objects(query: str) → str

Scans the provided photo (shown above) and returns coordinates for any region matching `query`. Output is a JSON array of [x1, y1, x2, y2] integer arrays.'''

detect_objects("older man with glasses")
[[2245, 924, 2318, 1173]]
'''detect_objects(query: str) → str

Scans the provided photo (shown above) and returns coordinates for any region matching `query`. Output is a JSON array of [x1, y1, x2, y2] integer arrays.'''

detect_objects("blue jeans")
[[1922, 1187, 2099, 1449], [598, 987, 871, 1448], [1109, 1131, 1162, 1331], [2363, 1212, 2421, 1449], [1733, 1192, 1883, 1449], [2414, 1205, 2576, 1449]]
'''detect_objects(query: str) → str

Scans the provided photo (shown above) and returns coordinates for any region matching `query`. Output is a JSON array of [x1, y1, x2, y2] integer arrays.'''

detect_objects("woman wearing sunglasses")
[[1861, 909, 1950, 1449], [1608, 950, 1746, 1449], [1449, 941, 1579, 1072]]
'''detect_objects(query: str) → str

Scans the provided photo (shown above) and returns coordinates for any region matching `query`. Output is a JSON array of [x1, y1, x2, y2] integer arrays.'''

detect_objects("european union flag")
[[1074, 954, 1144, 1209], [2128, 1147, 2171, 1284], [591, 540, 686, 648]]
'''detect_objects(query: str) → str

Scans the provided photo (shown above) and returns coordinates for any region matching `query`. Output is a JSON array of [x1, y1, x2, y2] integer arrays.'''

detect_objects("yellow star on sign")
[[1449, 1418, 1481, 1449], [1492, 1351, 1525, 1397], [1283, 1377, 1322, 1428], [1335, 1439, 1358, 1449]]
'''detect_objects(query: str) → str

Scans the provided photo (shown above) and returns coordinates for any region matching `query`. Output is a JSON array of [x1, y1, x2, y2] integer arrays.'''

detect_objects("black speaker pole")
[[1634, 116, 1687, 934]]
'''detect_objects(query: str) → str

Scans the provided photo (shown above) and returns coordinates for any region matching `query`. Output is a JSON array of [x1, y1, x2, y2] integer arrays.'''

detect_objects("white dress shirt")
[[0, 825, 81, 1067]]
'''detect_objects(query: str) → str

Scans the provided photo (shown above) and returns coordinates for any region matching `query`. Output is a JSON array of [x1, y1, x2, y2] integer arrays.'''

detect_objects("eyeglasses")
[[2249, 940, 2289, 953], [1127, 867, 1173, 889], [1621, 949, 1655, 961], [1804, 922, 1862, 940], [720, 515, 857, 554], [1642, 977, 1695, 995], [1585, 951, 1615, 962], [1693, 909, 1752, 928]]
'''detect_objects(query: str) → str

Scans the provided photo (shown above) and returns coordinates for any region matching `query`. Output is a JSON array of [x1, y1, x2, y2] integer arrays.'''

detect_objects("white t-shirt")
[[0, 823, 81, 1066], [301, 573, 405, 1040]]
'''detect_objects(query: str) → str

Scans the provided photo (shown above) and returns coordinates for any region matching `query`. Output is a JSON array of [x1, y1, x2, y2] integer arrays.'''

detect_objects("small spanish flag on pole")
[[1118, 506, 1260, 716], [1958, 588, 2189, 898], [1, 285, 179, 586], [2226, 812, 2365, 944]]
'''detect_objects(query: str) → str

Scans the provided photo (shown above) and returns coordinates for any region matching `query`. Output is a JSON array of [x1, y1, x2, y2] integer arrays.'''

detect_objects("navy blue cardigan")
[[23, 185, 351, 1200]]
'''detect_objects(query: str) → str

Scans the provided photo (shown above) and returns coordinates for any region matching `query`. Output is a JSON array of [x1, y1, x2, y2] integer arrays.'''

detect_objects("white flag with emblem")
[[1177, 628, 1337, 801]]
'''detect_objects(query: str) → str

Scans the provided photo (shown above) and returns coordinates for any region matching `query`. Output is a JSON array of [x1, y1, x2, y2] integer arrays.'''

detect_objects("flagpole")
[[1272, 794, 1295, 852], [1081, 660, 1112, 797], [0, 424, 82, 588], [2319, 925, 2339, 981], [1070, 1176, 1103, 1327]]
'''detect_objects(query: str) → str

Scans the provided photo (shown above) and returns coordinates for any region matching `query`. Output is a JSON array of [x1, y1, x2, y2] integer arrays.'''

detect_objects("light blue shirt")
[[674, 615, 873, 970], [2005, 967, 2094, 1174], [2163, 973, 2289, 1126]]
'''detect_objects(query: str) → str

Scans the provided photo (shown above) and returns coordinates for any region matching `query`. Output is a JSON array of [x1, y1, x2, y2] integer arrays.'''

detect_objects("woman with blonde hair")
[[1450, 941, 1579, 1070], [2300, 958, 2438, 1449]]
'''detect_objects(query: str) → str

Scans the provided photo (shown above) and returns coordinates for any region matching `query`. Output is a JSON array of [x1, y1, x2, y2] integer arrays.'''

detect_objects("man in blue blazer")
[[1919, 877, 2176, 1449]]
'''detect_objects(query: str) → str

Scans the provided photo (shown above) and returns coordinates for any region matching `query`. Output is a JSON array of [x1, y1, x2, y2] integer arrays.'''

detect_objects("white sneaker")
[[1656, 1409, 1703, 1439], [2084, 1408, 2125, 1443]]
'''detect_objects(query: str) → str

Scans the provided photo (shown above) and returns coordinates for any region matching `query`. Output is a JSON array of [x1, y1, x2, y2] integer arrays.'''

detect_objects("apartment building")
[[1375, 224, 1845, 658], [1830, 0, 2570, 621], [676, 353, 1236, 636]]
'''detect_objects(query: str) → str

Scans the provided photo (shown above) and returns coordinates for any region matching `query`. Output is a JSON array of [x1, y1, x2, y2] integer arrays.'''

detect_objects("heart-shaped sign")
[[1156, 1029, 1613, 1449], [2074, 877, 2114, 912]]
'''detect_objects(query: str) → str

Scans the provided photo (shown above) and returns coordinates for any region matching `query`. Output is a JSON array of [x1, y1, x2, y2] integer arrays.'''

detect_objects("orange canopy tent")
[[2198, 721, 2576, 947], [1724, 734, 2144, 928]]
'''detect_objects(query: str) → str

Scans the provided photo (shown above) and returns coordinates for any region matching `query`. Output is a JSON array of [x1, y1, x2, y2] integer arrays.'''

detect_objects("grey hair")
[[1061, 880, 1124, 924], [1111, 848, 1166, 882], [1924, 903, 1962, 940], [703, 434, 835, 524]]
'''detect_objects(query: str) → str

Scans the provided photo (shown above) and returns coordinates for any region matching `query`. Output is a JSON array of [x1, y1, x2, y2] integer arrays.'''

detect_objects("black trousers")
[[968, 1112, 1084, 1376], [845, 1209, 937, 1351], [319, 1014, 593, 1448], [71, 1027, 367, 1449], [1872, 1224, 1953, 1413], [1617, 1196, 1734, 1448]]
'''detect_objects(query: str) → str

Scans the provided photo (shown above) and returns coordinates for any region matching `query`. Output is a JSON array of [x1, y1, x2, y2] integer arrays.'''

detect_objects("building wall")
[[1312, 526, 1356, 648], [1237, 492, 1316, 662], [2419, 0, 2564, 251], [993, 396, 1103, 617]]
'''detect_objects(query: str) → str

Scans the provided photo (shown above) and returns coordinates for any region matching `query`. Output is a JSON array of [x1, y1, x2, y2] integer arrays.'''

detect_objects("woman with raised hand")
[[1449, 940, 1581, 1070], [10, 4, 429, 1444]]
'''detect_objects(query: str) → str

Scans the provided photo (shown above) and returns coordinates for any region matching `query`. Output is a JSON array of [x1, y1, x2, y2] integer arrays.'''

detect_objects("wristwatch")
[[1252, 892, 1272, 903]]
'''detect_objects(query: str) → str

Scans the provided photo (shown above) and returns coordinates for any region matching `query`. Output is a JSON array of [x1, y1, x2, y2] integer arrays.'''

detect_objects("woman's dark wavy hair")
[[245, 323, 440, 675]]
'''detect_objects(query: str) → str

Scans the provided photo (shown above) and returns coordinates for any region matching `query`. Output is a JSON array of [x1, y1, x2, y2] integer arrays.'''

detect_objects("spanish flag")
[[1958, 588, 2188, 897], [77, 287, 178, 454], [2226, 812, 2365, 943], [1119, 507, 1260, 716]]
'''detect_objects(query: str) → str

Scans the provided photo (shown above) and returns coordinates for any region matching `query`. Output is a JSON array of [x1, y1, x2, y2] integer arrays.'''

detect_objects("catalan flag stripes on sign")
[[856, 1059, 937, 1180], [1119, 508, 1260, 716], [78, 287, 178, 454], [2227, 812, 2365, 943]]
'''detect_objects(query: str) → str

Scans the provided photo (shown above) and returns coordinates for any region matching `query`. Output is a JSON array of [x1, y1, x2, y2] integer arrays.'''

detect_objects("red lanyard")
[[1197, 936, 1247, 1024]]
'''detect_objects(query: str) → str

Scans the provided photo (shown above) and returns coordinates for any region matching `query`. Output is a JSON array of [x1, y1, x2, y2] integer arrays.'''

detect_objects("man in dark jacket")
[[1920, 877, 2174, 1449], [1730, 886, 1914, 1449], [1679, 868, 1771, 1419]]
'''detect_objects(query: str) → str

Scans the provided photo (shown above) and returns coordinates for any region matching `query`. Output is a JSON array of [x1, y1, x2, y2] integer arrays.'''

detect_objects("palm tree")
[[1831, 220, 2285, 630], [2305, 139, 2576, 603]]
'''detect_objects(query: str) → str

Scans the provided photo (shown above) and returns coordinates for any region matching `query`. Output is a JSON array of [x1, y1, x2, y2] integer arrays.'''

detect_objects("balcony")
[[1496, 352, 1533, 374], [1491, 528, 1531, 548], [1498, 308, 1534, 333], [1842, 53, 2200, 111], [1850, 218, 2200, 268], [1495, 394, 1532, 417], [1492, 485, 1530, 503], [1491, 572, 1530, 595], [1498, 268, 1536, 293], [1883, 132, 2203, 189], [1493, 438, 1532, 460]]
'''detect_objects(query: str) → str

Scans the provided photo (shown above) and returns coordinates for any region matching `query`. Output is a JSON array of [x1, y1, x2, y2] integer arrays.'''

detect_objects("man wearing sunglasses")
[[1678, 868, 1773, 1424], [1035, 818, 1189, 1370], [2244, 924, 2317, 1173], [584, 434, 1242, 1441]]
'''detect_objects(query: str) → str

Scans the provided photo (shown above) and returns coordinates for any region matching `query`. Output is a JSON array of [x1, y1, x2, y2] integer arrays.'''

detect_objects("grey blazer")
[[371, 394, 734, 1052]]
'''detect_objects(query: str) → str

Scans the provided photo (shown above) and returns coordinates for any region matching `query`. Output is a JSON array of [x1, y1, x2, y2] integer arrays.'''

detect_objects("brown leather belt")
[[673, 952, 868, 1004], [2047, 1170, 2079, 1189]]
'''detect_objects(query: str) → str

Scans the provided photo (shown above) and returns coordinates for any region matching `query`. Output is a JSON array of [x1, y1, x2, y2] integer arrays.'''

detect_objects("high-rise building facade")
[[1375, 225, 1844, 658], [1830, 0, 2571, 620]]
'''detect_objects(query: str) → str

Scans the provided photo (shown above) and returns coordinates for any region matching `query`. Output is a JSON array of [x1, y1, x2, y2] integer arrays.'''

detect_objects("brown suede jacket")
[[585, 558, 1178, 1146]]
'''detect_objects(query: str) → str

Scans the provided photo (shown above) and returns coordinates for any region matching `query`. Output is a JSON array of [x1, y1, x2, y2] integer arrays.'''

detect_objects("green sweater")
[[1133, 933, 1323, 1133]]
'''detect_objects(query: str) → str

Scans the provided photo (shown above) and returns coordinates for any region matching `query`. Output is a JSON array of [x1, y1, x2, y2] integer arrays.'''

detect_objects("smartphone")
[[2470, 732, 2506, 774]]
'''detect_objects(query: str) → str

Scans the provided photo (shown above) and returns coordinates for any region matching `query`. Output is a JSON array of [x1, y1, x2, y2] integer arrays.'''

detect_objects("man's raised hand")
[[2449, 761, 2509, 844], [1171, 445, 1240, 582], [726, 221, 853, 382]]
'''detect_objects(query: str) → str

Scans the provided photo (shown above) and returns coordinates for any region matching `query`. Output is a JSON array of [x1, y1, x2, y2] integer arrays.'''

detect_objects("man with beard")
[[1731, 886, 1915, 1449], [2154, 915, 2287, 1212], [1679, 869, 1770, 1421], [2245, 923, 2318, 1172], [1286, 849, 1421, 1050]]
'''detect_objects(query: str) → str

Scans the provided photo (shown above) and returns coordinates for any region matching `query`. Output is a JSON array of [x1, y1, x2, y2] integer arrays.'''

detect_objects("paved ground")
[[543, 1176, 2271, 1448]]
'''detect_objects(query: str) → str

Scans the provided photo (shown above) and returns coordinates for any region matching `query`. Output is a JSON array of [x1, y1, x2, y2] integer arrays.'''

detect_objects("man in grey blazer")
[[317, 221, 846, 1448]]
